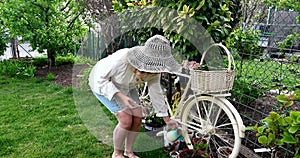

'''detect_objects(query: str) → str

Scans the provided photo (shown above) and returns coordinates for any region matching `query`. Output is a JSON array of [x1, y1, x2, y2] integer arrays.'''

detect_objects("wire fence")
[[232, 9, 300, 158]]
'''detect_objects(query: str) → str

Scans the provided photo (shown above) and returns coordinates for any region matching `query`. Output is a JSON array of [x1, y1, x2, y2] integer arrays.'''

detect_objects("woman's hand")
[[115, 92, 136, 109], [163, 116, 179, 129]]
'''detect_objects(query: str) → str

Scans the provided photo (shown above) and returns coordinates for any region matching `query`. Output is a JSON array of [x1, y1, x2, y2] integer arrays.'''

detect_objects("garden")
[[1, 0, 300, 158]]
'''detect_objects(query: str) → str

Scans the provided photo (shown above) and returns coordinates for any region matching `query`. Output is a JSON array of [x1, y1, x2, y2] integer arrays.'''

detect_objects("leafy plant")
[[277, 32, 300, 56], [177, 138, 209, 158], [144, 112, 165, 128], [0, 59, 36, 78], [0, 30, 8, 56], [247, 90, 300, 158], [32, 56, 49, 67], [47, 73, 55, 81], [55, 54, 75, 66], [290, 55, 299, 63], [231, 76, 266, 104], [226, 28, 261, 59], [113, 0, 235, 60]]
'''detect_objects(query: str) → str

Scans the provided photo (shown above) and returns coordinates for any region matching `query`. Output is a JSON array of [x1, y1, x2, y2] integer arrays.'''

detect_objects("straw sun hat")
[[127, 35, 181, 73]]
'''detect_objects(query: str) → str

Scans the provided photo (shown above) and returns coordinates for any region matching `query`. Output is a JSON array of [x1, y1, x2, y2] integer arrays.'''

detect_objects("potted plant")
[[217, 146, 233, 158], [178, 137, 210, 158], [247, 90, 300, 158], [144, 112, 166, 131], [178, 148, 209, 158], [192, 137, 208, 151]]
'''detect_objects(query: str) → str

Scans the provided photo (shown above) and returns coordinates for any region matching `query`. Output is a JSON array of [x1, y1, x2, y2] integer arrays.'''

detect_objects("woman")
[[89, 35, 181, 158]]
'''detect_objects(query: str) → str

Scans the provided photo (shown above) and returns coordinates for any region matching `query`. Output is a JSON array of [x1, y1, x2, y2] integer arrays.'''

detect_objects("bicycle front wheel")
[[181, 96, 241, 158]]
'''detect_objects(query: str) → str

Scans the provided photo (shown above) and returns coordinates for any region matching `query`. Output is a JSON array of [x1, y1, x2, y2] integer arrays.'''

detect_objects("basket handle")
[[199, 43, 235, 71]]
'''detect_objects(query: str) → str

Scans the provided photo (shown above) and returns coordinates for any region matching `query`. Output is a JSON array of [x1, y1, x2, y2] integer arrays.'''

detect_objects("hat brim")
[[127, 46, 182, 73]]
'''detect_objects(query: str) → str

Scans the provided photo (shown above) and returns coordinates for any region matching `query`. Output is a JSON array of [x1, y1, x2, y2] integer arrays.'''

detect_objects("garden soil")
[[34, 64, 89, 88]]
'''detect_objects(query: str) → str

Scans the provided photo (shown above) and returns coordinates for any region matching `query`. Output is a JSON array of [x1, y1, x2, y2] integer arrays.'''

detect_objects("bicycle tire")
[[180, 96, 241, 158]]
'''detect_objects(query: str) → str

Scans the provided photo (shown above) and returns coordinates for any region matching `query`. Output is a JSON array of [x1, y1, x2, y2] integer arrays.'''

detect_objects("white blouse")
[[88, 48, 168, 117]]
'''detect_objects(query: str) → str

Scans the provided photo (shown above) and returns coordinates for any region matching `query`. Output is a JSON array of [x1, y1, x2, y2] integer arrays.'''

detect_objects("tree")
[[78, 0, 122, 55], [111, 0, 236, 59], [80, 0, 241, 59], [241, 0, 269, 25], [0, 0, 8, 56], [0, 18, 7, 56], [0, 0, 87, 67]]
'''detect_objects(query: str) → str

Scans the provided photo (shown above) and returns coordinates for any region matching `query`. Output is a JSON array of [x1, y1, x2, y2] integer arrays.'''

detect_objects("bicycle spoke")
[[179, 120, 201, 131], [213, 105, 223, 126], [181, 96, 242, 158], [195, 98, 203, 125], [186, 120, 203, 129], [214, 133, 235, 147], [215, 122, 235, 128]]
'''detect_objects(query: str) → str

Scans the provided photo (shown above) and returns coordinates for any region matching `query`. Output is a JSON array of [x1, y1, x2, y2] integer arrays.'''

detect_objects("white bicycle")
[[140, 43, 245, 158]]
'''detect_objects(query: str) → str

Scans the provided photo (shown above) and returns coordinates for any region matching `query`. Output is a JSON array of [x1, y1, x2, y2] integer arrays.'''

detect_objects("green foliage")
[[231, 59, 300, 105], [47, 73, 55, 81], [277, 32, 300, 56], [33, 55, 76, 67], [145, 112, 165, 126], [0, 0, 88, 66], [74, 55, 95, 65], [290, 55, 299, 63], [113, 0, 235, 60], [154, 0, 234, 43], [0, 37, 7, 56], [0, 32, 8, 56], [226, 28, 261, 59], [55, 55, 75, 66], [0, 60, 36, 78], [247, 90, 300, 158], [0, 15, 8, 56], [32, 56, 49, 67], [231, 77, 265, 103]]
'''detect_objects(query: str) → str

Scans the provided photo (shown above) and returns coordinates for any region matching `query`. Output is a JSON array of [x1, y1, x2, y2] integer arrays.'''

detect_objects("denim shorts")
[[93, 92, 120, 113], [93, 90, 140, 114]]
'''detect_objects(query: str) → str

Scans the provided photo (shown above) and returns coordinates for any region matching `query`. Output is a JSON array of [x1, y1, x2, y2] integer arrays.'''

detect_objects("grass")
[[236, 59, 300, 90], [0, 76, 168, 157]]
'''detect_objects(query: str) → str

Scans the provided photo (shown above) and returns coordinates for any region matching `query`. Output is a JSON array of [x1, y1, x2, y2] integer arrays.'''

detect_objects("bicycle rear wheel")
[[180, 96, 241, 158]]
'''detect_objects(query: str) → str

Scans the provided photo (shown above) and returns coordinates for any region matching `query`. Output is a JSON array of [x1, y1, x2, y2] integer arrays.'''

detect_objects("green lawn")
[[236, 60, 300, 90], [0, 77, 167, 158]]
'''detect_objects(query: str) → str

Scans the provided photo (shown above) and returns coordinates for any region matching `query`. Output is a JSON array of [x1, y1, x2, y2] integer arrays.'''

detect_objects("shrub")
[[247, 90, 300, 158], [0, 59, 36, 78], [55, 55, 75, 66], [74, 55, 95, 65], [47, 73, 55, 81], [32, 56, 49, 67], [226, 28, 261, 59], [33, 55, 76, 67], [231, 77, 265, 104]]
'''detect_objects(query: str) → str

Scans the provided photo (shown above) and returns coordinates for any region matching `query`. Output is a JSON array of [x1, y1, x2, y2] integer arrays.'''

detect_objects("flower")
[[182, 60, 201, 70]]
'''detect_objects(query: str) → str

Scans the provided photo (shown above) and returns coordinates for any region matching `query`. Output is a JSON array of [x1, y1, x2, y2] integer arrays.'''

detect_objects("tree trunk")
[[47, 51, 55, 68], [11, 38, 19, 59]]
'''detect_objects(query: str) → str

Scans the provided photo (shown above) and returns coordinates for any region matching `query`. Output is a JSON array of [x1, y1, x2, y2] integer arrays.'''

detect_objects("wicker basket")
[[190, 43, 235, 93]]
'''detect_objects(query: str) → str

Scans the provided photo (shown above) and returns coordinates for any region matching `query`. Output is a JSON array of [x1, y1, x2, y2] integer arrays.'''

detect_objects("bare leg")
[[113, 110, 133, 157], [124, 107, 142, 157]]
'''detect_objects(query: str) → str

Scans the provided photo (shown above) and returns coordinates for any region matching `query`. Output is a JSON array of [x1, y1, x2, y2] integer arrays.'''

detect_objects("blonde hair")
[[133, 69, 158, 83]]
